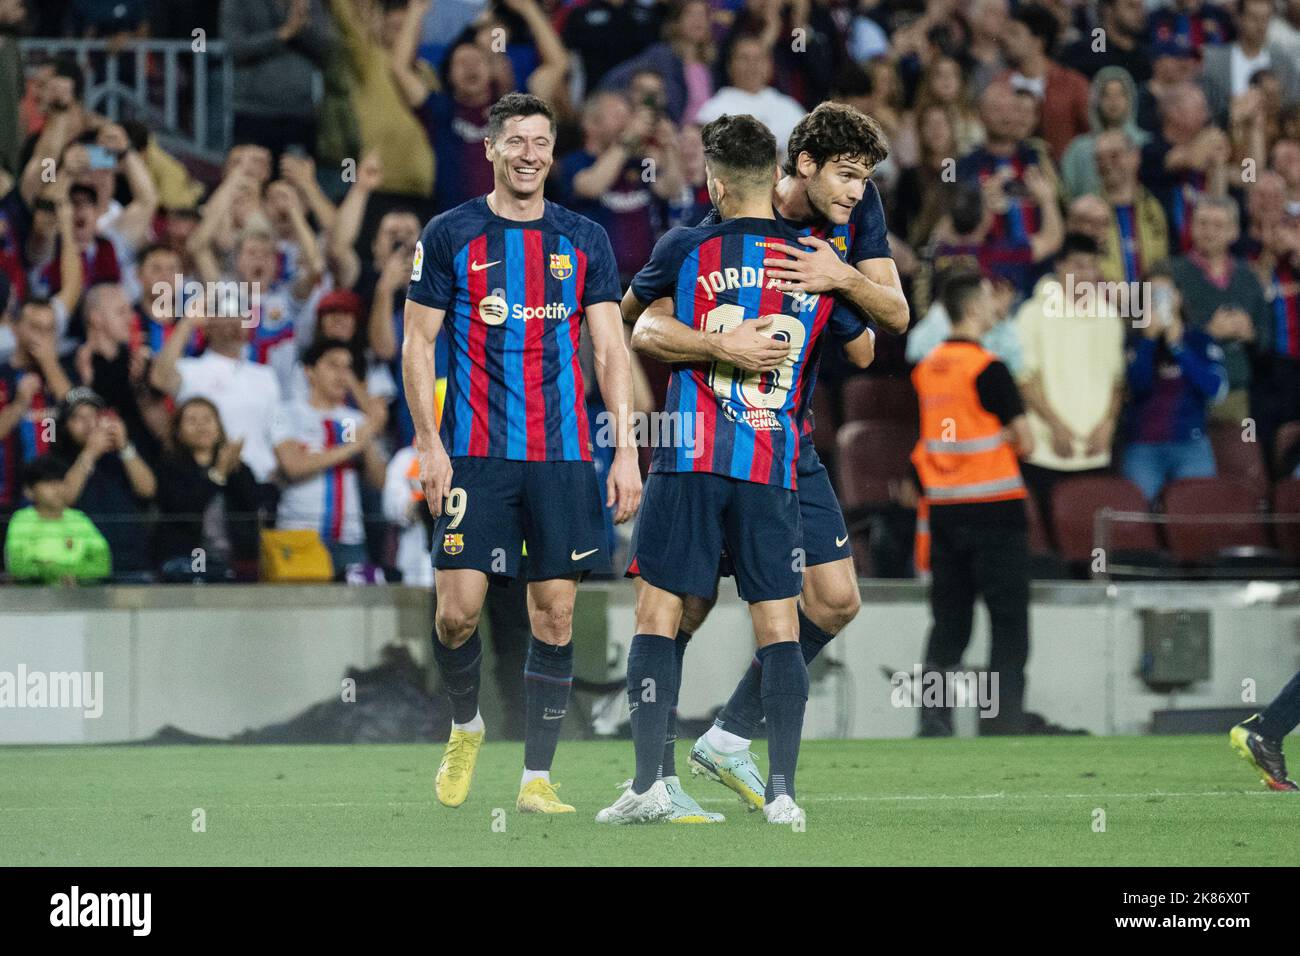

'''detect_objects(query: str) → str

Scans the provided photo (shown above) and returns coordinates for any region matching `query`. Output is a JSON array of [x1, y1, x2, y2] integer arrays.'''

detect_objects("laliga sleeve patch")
[[411, 240, 424, 281]]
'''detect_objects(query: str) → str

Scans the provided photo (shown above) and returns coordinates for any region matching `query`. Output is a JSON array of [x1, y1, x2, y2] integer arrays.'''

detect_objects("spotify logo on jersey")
[[478, 294, 509, 325]]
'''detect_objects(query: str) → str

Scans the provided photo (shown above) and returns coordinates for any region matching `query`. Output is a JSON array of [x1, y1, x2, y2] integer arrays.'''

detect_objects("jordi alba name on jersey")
[[406, 197, 622, 462], [632, 217, 839, 489]]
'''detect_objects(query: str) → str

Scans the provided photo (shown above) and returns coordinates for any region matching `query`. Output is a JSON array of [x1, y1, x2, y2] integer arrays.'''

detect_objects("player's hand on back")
[[762, 234, 857, 296], [418, 442, 454, 518], [715, 316, 791, 372], [606, 449, 643, 525]]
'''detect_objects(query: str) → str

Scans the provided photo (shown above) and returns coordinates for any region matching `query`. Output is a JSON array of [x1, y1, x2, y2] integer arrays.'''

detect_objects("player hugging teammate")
[[405, 91, 905, 822], [604, 104, 907, 825]]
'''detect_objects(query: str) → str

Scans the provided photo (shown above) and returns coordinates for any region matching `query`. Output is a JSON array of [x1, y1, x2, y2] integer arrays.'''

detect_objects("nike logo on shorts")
[[571, 548, 599, 561], [836, 534, 849, 547]]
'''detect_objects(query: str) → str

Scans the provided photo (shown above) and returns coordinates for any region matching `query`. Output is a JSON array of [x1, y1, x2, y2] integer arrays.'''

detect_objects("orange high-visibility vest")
[[911, 341, 1025, 574], [911, 340, 1027, 507]]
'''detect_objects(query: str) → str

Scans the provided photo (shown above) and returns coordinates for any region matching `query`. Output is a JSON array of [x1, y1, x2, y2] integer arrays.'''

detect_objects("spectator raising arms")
[[1122, 264, 1228, 503], [327, 0, 435, 197]]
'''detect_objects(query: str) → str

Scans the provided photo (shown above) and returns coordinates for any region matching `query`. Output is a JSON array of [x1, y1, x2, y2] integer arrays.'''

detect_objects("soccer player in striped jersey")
[[598, 114, 856, 826], [621, 103, 901, 813], [1231, 674, 1300, 791], [402, 93, 642, 814]]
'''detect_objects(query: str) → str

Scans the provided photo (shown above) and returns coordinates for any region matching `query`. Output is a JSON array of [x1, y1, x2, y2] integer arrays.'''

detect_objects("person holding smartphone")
[[1121, 262, 1231, 504]]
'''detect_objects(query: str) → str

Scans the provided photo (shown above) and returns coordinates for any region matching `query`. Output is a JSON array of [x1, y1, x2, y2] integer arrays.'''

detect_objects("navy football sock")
[[715, 656, 765, 740], [627, 633, 677, 793], [797, 604, 835, 664], [759, 642, 809, 803], [1258, 669, 1300, 742], [432, 629, 483, 725], [715, 606, 836, 740], [523, 636, 573, 772], [661, 630, 691, 777]]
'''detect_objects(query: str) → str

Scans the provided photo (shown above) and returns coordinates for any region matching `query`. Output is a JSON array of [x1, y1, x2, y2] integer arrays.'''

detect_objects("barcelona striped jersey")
[[694, 181, 889, 443], [406, 197, 622, 462], [632, 215, 863, 489]]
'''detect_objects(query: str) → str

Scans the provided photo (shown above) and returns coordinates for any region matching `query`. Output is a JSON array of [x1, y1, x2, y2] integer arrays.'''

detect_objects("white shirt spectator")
[[176, 351, 282, 482], [382, 444, 433, 587], [1230, 44, 1270, 98], [271, 399, 368, 546], [695, 87, 807, 155]]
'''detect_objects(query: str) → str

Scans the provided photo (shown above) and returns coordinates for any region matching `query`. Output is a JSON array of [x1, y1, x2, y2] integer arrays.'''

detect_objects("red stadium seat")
[[1162, 478, 1268, 563], [1051, 476, 1156, 565], [1207, 421, 1269, 504], [841, 375, 918, 427], [835, 420, 918, 509], [1273, 479, 1300, 562]]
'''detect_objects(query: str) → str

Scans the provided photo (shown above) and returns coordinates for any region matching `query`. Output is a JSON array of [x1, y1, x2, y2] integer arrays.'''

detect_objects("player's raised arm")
[[586, 300, 643, 524], [401, 297, 452, 517], [627, 293, 790, 372]]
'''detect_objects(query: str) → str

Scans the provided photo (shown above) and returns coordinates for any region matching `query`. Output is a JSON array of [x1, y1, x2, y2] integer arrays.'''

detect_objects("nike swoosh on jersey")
[[835, 535, 849, 547], [571, 548, 599, 561], [470, 260, 501, 272]]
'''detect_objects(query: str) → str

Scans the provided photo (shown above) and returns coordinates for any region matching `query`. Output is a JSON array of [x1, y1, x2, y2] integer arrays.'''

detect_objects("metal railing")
[[19, 38, 234, 163], [1095, 508, 1300, 580]]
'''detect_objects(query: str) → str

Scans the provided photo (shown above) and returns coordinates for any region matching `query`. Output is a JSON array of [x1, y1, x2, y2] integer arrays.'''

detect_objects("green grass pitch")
[[0, 736, 1293, 866]]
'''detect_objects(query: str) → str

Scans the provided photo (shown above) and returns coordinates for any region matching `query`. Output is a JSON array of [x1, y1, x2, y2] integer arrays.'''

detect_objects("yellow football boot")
[[516, 778, 576, 813], [435, 728, 484, 807]]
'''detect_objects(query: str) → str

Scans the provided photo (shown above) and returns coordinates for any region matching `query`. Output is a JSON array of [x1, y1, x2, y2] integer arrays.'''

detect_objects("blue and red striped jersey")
[[693, 183, 889, 442], [631, 216, 846, 489], [1270, 256, 1300, 360], [406, 197, 621, 462]]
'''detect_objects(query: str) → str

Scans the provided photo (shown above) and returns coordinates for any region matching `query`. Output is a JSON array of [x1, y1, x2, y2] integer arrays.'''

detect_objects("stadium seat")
[[811, 381, 840, 461], [835, 420, 918, 510], [1050, 475, 1157, 566], [1207, 421, 1270, 504], [1273, 478, 1300, 562], [840, 375, 918, 427], [1161, 478, 1269, 563]]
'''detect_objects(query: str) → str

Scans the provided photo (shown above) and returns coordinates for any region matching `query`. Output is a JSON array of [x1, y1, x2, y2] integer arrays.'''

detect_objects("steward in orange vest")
[[908, 270, 1078, 737]]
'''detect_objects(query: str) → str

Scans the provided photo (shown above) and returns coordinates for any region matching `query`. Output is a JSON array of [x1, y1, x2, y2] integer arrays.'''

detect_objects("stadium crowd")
[[1, 0, 1300, 583]]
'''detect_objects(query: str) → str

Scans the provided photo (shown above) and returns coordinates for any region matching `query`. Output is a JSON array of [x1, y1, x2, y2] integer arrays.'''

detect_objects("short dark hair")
[[1059, 232, 1101, 258], [21, 455, 67, 491], [487, 92, 556, 141], [950, 182, 984, 236], [302, 336, 354, 369], [783, 102, 890, 177], [138, 242, 179, 267], [940, 267, 987, 325], [1013, 4, 1060, 54], [51, 55, 85, 102], [701, 114, 777, 181]]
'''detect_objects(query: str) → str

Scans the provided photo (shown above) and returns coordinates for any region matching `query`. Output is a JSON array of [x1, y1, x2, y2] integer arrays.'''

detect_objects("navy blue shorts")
[[796, 440, 852, 568], [626, 471, 802, 603], [433, 457, 609, 582]]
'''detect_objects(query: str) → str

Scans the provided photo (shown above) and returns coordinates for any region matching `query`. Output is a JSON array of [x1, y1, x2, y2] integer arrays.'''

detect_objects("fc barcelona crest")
[[549, 253, 573, 280], [443, 533, 464, 555]]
